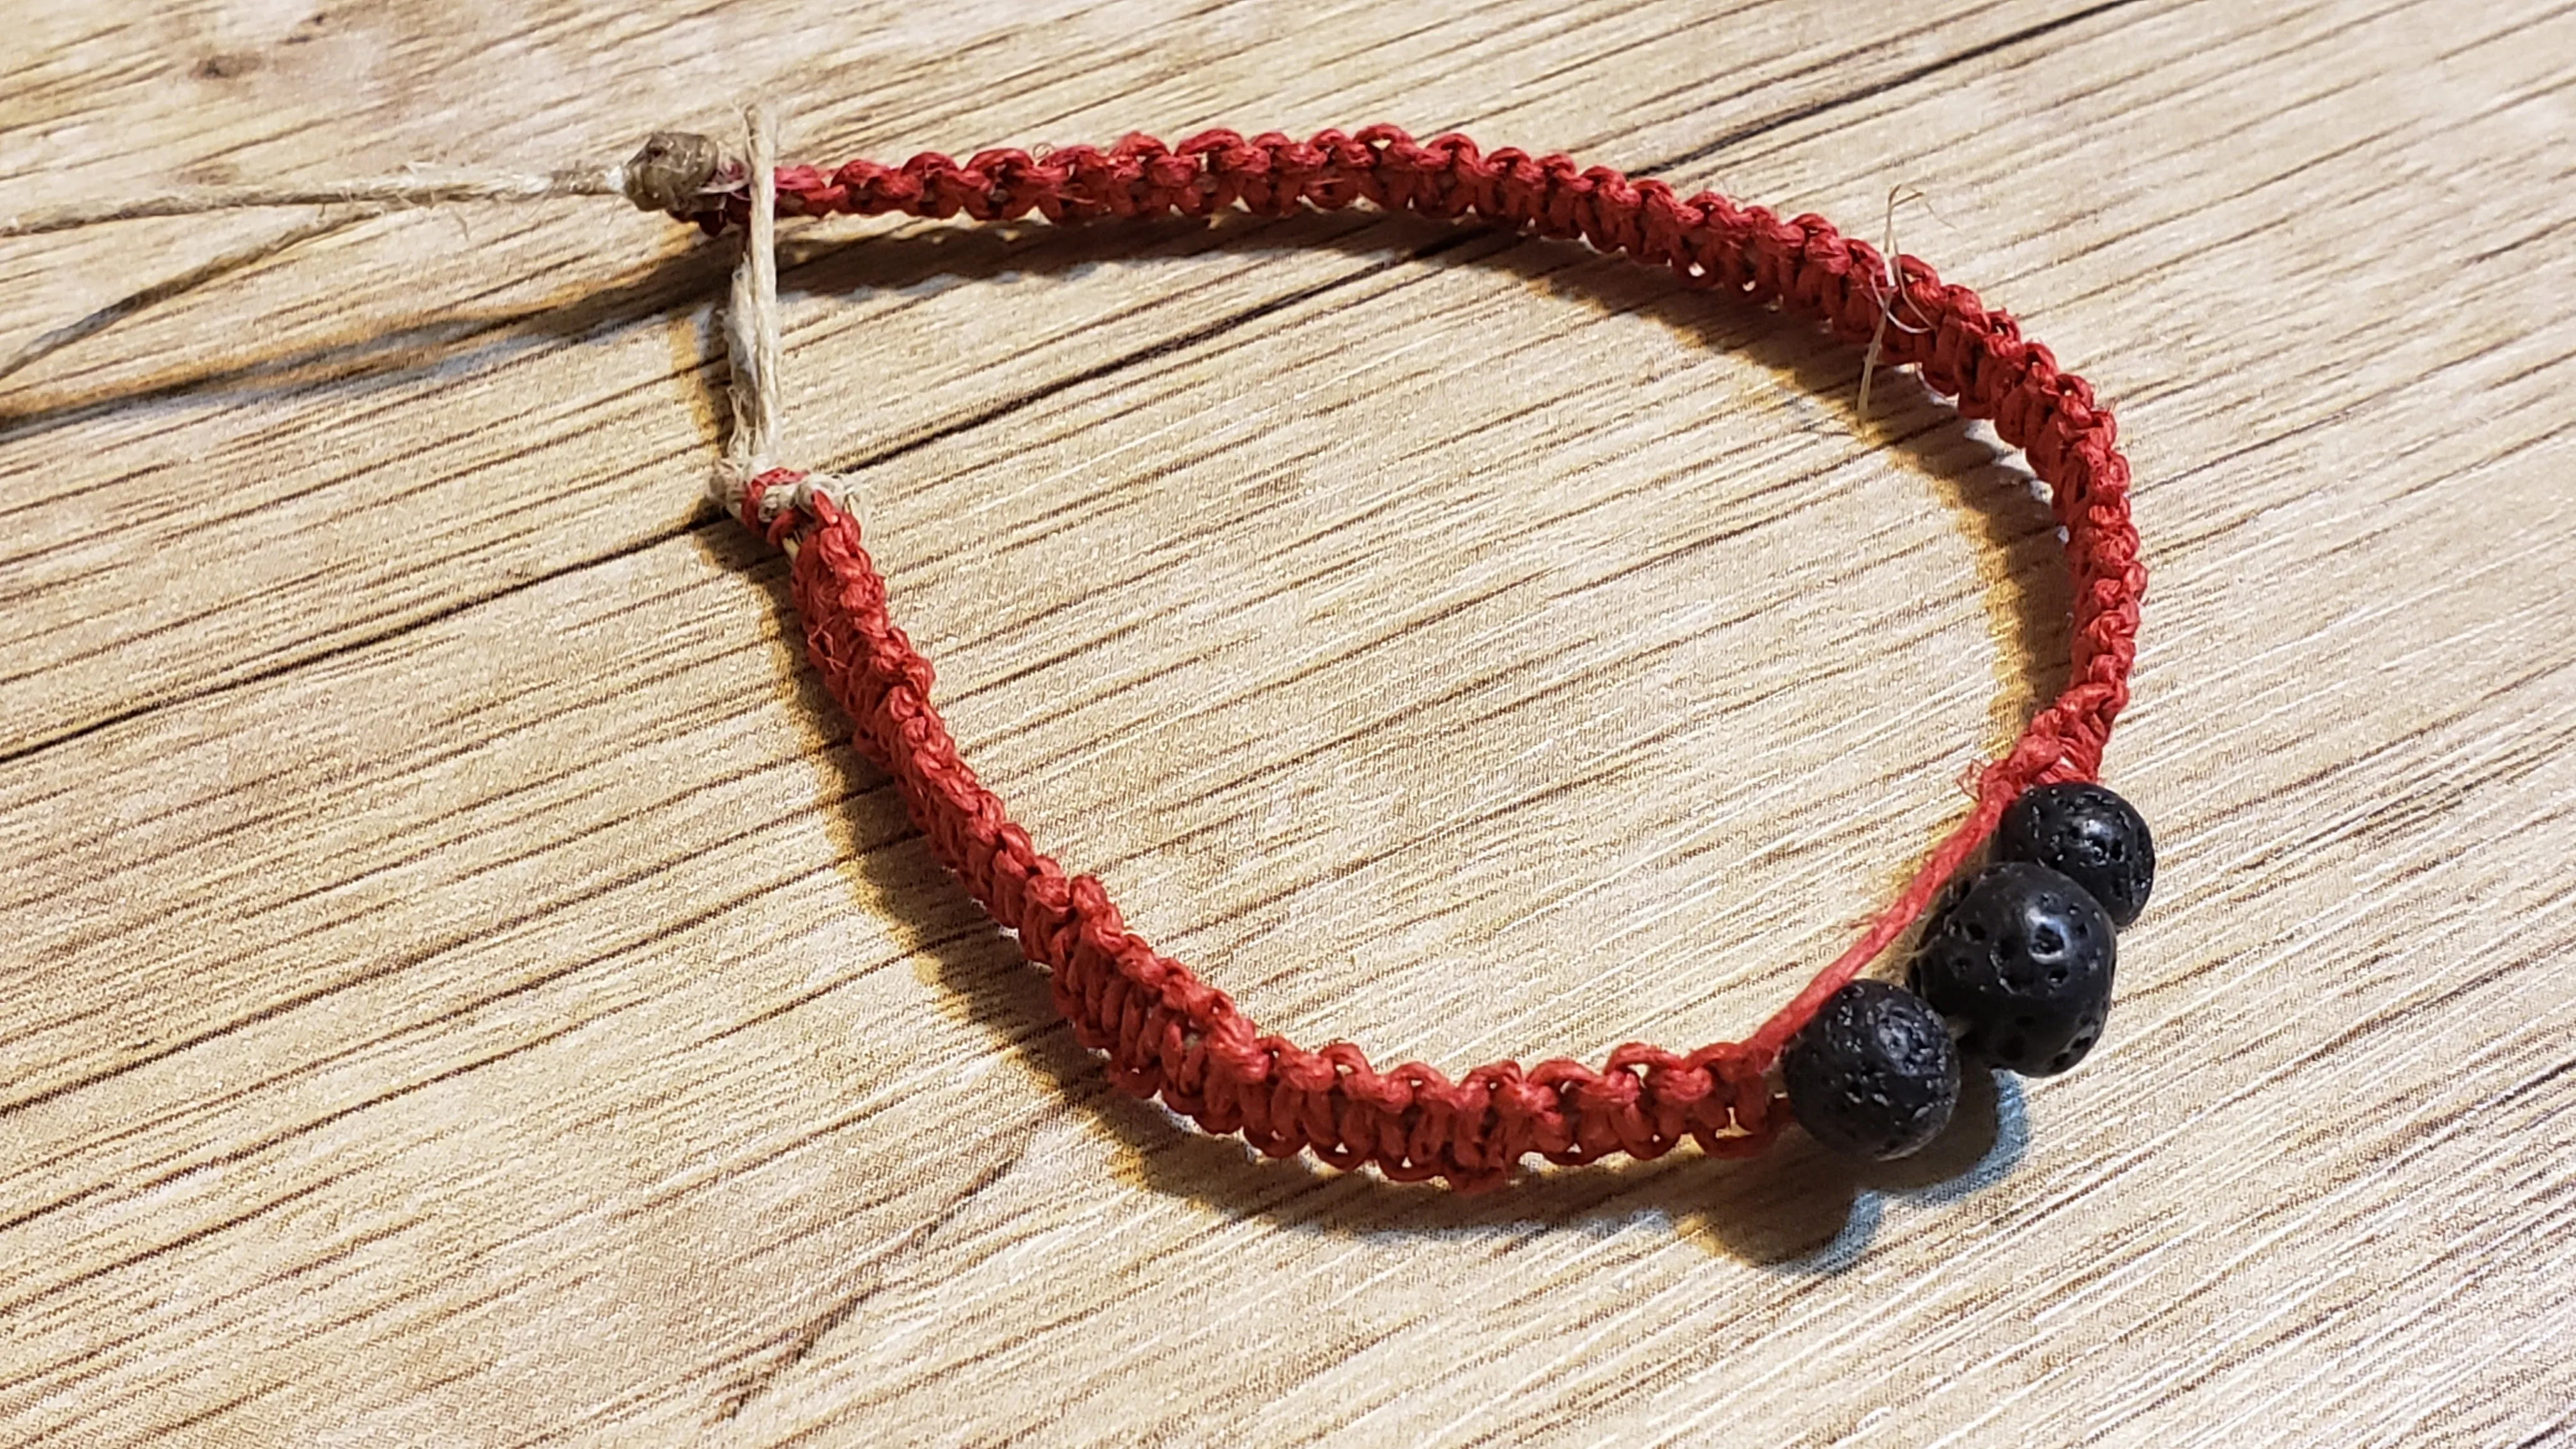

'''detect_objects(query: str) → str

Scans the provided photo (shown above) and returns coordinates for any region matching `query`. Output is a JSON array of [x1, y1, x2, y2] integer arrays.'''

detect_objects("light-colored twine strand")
[[717, 105, 783, 495], [708, 103, 847, 539], [4, 116, 846, 520], [0, 208, 376, 382], [1857, 184, 1938, 422], [0, 167, 626, 239]]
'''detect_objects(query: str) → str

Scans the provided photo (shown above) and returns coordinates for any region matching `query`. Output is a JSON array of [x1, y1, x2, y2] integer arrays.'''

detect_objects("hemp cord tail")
[[0, 138, 720, 381], [0, 167, 625, 238], [0, 208, 379, 382]]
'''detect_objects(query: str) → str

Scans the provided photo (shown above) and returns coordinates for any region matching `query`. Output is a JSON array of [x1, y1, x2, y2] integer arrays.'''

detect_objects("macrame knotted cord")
[[704, 123, 2143, 1192]]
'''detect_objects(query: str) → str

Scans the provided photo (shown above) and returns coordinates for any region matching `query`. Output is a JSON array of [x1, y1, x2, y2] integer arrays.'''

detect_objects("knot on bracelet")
[[728, 466, 857, 548], [620, 131, 733, 216]]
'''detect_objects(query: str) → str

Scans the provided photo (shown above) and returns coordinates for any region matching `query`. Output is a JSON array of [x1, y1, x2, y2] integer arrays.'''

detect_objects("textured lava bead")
[[1910, 861, 2116, 1077], [1993, 781, 2155, 928], [1781, 981, 1961, 1160]]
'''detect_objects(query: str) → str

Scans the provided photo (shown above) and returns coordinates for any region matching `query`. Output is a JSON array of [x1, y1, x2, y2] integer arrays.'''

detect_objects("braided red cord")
[[705, 126, 2143, 1191]]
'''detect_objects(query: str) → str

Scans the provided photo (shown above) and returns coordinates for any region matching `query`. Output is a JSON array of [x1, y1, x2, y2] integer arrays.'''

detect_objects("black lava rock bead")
[[1993, 781, 2155, 928], [1782, 980, 1961, 1160], [1910, 861, 2116, 1077]]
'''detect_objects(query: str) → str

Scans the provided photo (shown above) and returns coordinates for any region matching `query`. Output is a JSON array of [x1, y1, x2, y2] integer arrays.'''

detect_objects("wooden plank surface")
[[3, 0, 2572, 1443]]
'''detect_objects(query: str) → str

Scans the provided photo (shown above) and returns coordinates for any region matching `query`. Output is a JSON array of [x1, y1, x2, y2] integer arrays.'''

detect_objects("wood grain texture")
[[3, 0, 2572, 1444]]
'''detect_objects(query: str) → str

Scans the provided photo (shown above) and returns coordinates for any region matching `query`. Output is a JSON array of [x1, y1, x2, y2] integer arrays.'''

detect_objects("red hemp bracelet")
[[654, 123, 2150, 1192]]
